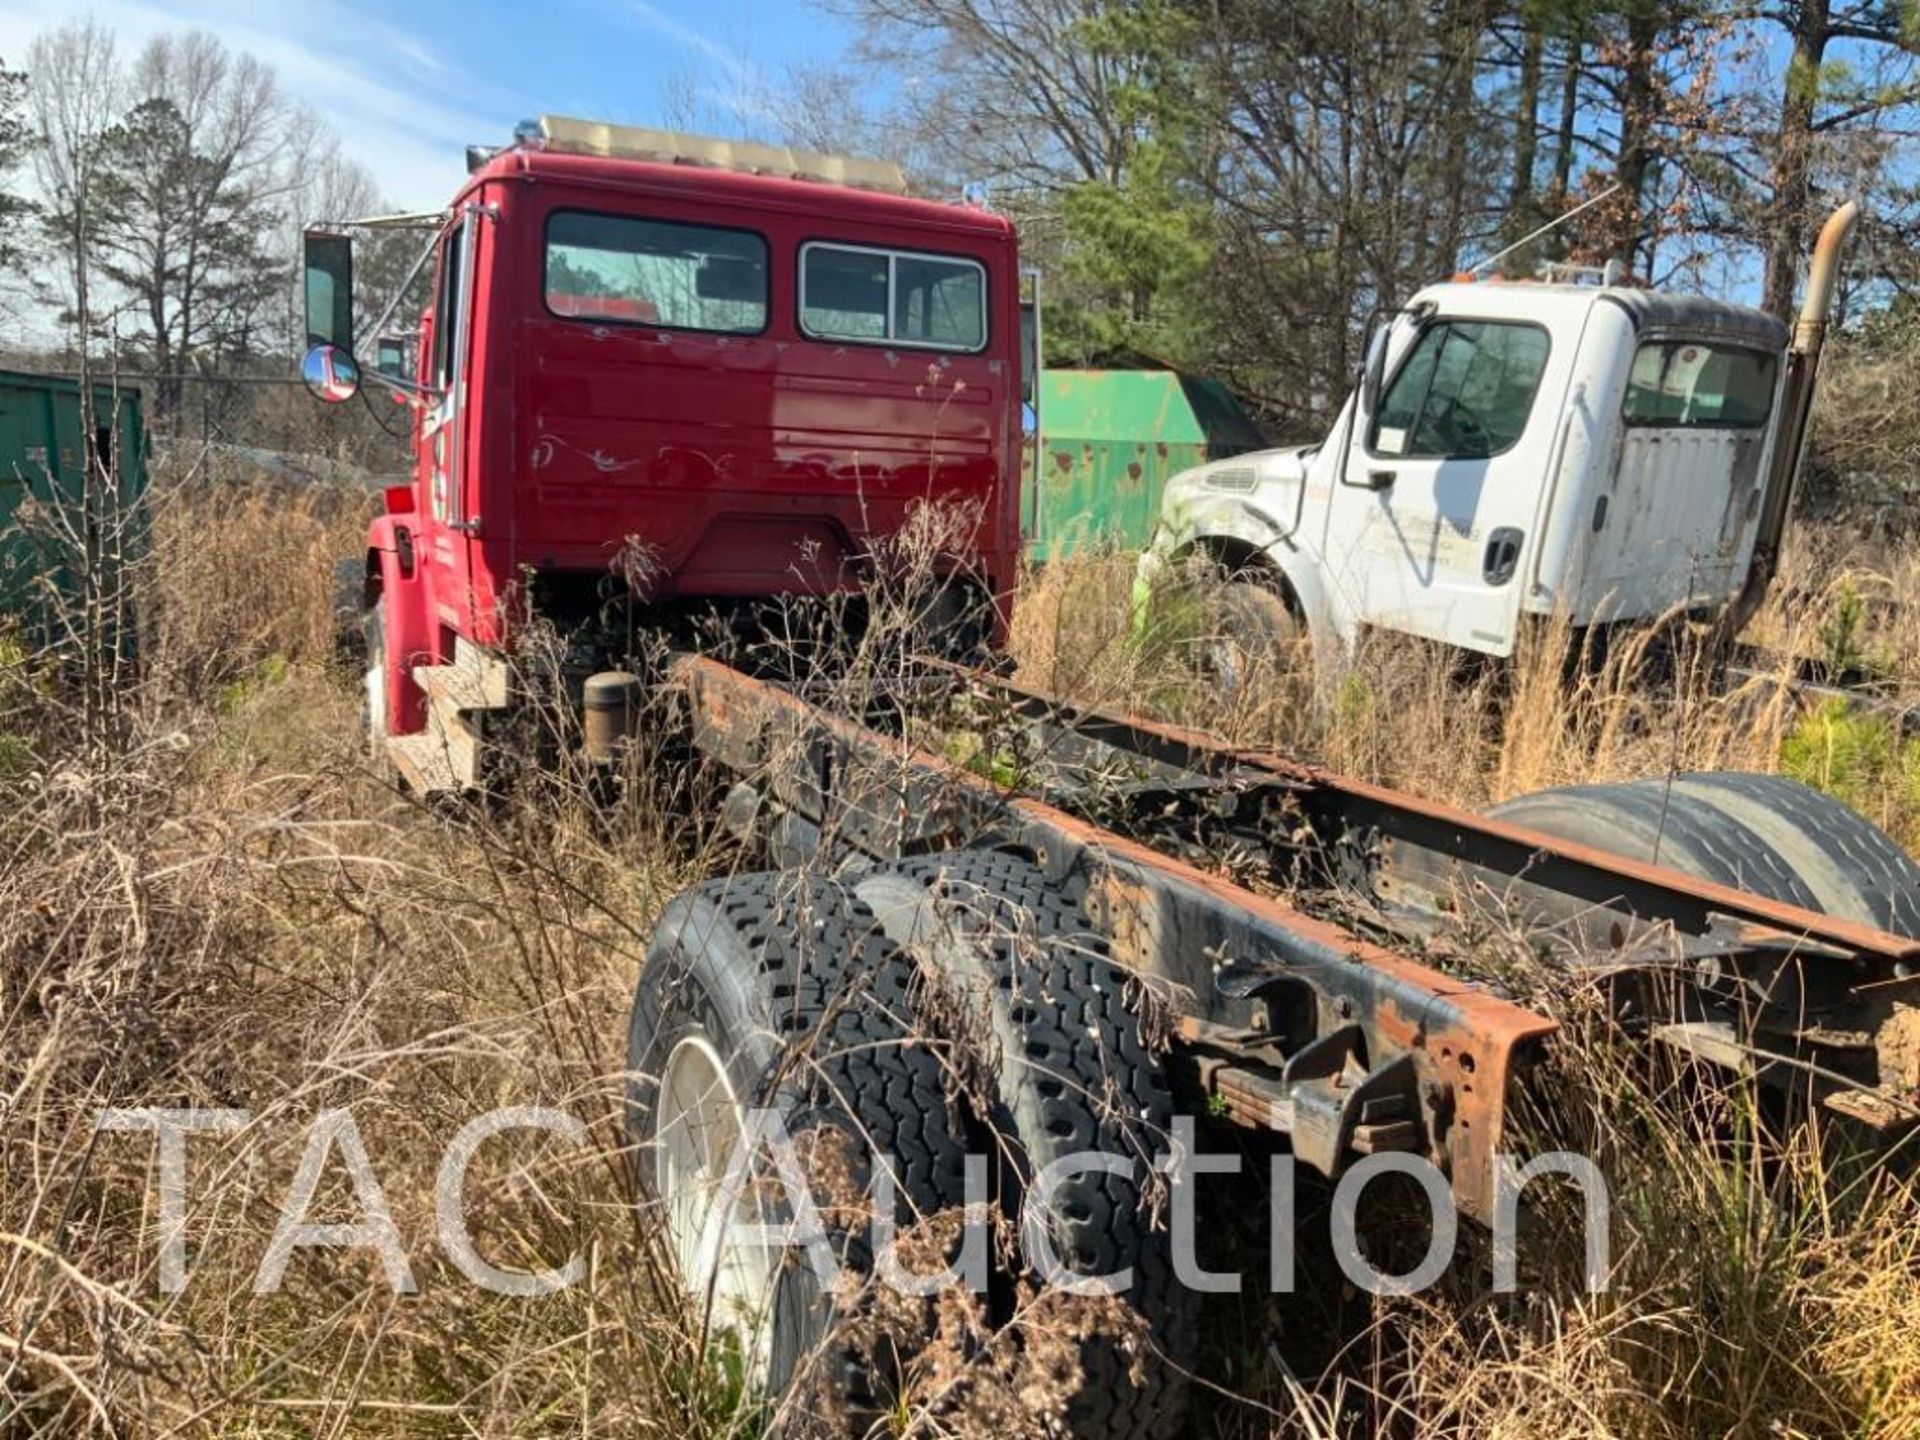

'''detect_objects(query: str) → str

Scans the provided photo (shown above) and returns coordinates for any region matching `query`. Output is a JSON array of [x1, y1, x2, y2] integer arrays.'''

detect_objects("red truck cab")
[[305, 118, 1023, 766]]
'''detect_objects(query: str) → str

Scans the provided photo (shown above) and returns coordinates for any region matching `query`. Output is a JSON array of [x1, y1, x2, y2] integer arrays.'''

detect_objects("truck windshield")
[[1623, 341, 1776, 428], [544, 210, 768, 334]]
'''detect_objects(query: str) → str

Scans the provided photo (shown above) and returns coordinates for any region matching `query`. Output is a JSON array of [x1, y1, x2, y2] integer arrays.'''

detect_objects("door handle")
[[1483, 527, 1523, 586], [1365, 469, 1397, 491]]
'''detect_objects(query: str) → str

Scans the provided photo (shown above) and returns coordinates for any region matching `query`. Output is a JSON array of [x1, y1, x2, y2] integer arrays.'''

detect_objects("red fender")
[[366, 514, 432, 736]]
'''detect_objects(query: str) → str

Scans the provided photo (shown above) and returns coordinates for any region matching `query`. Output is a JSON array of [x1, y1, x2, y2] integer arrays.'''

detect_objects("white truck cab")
[[1139, 208, 1855, 661]]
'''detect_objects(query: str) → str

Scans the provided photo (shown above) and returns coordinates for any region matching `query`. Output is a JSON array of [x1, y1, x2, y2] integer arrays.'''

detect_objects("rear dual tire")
[[1491, 772, 1920, 1154], [627, 873, 970, 1423], [864, 849, 1199, 1440], [1490, 771, 1920, 937], [629, 853, 1199, 1439]]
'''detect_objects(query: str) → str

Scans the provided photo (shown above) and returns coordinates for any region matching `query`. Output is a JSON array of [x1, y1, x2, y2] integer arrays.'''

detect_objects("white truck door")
[[1321, 316, 1560, 656]]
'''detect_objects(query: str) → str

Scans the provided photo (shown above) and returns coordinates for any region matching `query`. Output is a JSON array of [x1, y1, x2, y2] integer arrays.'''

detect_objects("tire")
[[858, 849, 1198, 1440], [1489, 771, 1920, 937], [1202, 575, 1300, 698], [332, 557, 367, 665], [627, 872, 972, 1427]]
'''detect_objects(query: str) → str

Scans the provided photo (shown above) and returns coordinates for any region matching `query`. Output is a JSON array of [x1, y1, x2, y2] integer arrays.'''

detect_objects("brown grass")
[[1010, 534, 1920, 849], [2, 463, 1918, 1437]]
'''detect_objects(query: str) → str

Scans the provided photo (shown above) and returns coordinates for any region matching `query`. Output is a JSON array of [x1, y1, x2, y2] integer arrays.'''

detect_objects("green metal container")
[[0, 369, 147, 634], [1022, 368, 1264, 561]]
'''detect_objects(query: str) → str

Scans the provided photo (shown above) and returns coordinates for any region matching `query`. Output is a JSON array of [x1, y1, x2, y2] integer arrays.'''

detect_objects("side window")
[[432, 221, 464, 393], [801, 246, 888, 339], [801, 243, 987, 351], [1371, 321, 1549, 460], [1372, 326, 1445, 452], [894, 253, 984, 349], [1624, 342, 1776, 428]]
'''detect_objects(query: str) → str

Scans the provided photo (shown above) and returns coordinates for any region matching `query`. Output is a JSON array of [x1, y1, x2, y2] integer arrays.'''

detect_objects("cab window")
[[800, 243, 986, 351], [1624, 342, 1776, 427], [1371, 321, 1550, 460], [544, 211, 768, 334], [432, 221, 464, 391]]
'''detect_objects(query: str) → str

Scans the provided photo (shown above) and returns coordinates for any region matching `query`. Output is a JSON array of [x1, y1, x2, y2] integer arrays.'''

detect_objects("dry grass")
[[3, 462, 1918, 1438], [1, 468, 731, 1436], [1011, 534, 1920, 850]]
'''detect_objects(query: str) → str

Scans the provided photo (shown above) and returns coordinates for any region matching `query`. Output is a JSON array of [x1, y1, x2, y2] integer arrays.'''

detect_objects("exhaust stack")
[[1726, 200, 1859, 637]]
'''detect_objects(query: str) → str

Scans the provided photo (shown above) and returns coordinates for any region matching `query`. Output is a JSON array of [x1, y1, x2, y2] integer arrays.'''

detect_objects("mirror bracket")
[[364, 373, 443, 409]]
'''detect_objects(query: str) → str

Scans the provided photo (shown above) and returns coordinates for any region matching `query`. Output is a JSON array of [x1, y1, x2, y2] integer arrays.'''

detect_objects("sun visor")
[[537, 116, 910, 196]]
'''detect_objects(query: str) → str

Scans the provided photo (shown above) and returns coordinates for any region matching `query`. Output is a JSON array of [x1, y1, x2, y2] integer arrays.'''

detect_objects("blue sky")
[[0, 0, 858, 210]]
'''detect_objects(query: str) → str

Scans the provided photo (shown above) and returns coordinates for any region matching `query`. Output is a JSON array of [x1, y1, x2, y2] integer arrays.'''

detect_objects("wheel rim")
[[1201, 587, 1294, 699], [1202, 633, 1249, 696], [364, 659, 386, 753], [1202, 615, 1264, 698], [364, 613, 388, 756], [657, 1035, 776, 1376]]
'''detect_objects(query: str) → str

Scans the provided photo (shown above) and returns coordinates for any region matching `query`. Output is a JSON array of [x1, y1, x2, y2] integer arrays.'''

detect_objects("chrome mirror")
[[302, 344, 361, 404]]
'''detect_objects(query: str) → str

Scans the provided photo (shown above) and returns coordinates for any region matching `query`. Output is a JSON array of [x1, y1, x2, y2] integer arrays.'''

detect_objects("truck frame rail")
[[666, 652, 1920, 1223]]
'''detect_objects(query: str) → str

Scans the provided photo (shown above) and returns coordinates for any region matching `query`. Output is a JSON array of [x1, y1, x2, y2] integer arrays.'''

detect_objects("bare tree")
[[826, 0, 1154, 192], [25, 19, 123, 349]]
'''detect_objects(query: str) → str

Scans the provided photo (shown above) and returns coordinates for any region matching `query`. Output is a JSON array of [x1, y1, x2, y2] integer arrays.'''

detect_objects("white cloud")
[[626, 0, 753, 85], [0, 0, 527, 209], [616, 0, 785, 136]]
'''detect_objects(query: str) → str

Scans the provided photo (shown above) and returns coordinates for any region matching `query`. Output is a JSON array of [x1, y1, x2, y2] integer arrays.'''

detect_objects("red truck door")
[[421, 211, 485, 641]]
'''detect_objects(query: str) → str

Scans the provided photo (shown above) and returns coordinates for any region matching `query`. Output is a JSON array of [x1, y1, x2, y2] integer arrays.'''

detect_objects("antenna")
[[1467, 183, 1625, 279]]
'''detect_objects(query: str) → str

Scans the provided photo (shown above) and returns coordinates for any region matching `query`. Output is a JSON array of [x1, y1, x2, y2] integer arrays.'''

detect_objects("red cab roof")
[[464, 145, 1015, 240]]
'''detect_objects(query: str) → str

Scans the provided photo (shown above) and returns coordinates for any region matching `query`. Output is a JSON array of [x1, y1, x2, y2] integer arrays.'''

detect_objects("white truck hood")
[[1176, 444, 1315, 495], [1151, 444, 1316, 553]]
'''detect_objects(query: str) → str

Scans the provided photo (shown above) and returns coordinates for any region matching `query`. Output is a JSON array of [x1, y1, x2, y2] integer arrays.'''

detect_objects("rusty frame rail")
[[936, 661, 1920, 983], [926, 663, 1920, 1127], [669, 653, 1556, 1223]]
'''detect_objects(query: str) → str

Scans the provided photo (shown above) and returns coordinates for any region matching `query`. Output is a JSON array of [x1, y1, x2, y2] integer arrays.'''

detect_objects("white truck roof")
[[1405, 281, 1788, 352]]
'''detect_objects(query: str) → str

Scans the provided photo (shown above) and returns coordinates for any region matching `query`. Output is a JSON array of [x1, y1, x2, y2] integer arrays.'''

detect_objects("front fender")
[[365, 514, 431, 736], [1148, 485, 1288, 559], [1137, 495, 1352, 654], [1135, 493, 1283, 612]]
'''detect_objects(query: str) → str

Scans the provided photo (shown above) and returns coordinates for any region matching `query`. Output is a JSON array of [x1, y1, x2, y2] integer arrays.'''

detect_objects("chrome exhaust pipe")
[[1795, 200, 1860, 355], [1726, 200, 1859, 637]]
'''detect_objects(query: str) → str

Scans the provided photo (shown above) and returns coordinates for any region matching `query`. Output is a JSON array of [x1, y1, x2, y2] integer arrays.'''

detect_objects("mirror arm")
[[1336, 373, 1366, 490], [364, 224, 444, 358], [363, 368, 445, 405], [1340, 308, 1390, 490]]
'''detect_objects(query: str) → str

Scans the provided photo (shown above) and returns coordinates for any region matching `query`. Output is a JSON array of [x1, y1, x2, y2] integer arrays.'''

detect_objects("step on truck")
[[304, 119, 1920, 1436]]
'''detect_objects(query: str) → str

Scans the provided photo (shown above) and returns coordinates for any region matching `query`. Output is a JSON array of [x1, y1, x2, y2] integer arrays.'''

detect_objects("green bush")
[[1779, 697, 1920, 818]]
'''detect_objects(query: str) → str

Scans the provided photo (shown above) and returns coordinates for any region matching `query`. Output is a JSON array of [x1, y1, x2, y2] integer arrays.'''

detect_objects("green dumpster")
[[0, 369, 147, 636], [1022, 368, 1264, 561]]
